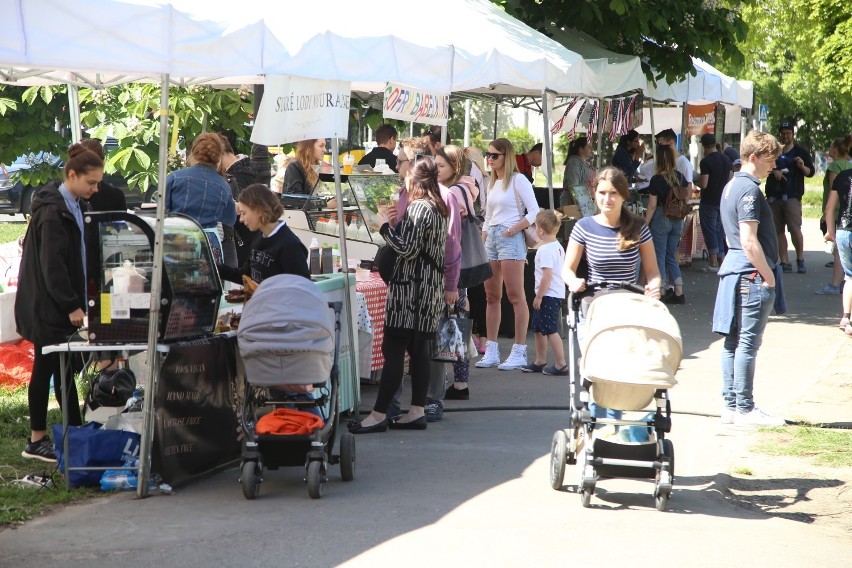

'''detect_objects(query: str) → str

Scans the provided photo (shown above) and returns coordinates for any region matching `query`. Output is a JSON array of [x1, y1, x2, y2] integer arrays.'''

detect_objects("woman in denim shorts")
[[475, 138, 540, 371]]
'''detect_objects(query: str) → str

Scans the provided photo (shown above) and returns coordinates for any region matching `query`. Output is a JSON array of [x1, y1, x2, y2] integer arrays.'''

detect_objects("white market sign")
[[382, 83, 449, 126], [251, 75, 351, 145]]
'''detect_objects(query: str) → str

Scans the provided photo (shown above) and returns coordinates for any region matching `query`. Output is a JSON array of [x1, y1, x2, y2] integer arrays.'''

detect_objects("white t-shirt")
[[483, 173, 539, 230], [676, 155, 694, 185], [636, 155, 694, 189], [534, 240, 566, 299]]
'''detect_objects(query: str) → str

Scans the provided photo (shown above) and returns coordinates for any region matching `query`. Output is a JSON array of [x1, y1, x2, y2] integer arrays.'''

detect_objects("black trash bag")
[[87, 368, 136, 410]]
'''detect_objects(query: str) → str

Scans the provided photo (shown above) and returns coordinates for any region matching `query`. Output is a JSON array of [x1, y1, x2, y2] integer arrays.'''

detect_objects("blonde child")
[[522, 210, 568, 375]]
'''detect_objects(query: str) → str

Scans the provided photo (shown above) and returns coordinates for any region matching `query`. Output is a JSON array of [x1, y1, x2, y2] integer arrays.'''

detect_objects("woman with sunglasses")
[[476, 138, 540, 371]]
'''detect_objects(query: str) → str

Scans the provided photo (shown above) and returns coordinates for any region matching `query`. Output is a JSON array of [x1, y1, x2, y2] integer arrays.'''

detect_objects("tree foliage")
[[500, 0, 747, 85], [713, 0, 852, 152], [0, 84, 254, 192]]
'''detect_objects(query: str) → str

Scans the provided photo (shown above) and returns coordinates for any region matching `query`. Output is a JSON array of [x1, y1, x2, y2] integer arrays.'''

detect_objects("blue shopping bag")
[[53, 423, 141, 488]]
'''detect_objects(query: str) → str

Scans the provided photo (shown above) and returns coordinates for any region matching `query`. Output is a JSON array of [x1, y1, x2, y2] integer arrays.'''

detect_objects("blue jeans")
[[721, 274, 776, 413], [699, 204, 725, 256], [651, 211, 684, 287]]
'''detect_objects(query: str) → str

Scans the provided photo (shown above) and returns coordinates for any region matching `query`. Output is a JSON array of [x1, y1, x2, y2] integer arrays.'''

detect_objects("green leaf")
[[132, 147, 151, 169]]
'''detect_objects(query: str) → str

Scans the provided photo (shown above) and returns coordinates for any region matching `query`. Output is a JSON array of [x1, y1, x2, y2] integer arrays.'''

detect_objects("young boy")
[[522, 210, 568, 375]]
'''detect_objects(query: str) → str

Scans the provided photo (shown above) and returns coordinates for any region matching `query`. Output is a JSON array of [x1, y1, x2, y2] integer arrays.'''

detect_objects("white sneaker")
[[475, 341, 501, 368], [734, 407, 786, 427], [497, 344, 528, 370], [721, 407, 736, 424]]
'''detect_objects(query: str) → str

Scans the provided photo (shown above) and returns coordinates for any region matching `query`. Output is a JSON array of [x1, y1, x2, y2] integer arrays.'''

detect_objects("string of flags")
[[550, 93, 644, 138]]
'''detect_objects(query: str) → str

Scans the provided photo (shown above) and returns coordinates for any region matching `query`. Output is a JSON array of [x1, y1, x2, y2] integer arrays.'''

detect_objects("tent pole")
[[650, 100, 657, 161], [542, 89, 554, 209], [595, 97, 605, 171], [595, 100, 605, 171], [464, 99, 471, 147], [138, 73, 170, 499], [493, 102, 498, 139], [331, 137, 359, 410], [67, 84, 81, 143]]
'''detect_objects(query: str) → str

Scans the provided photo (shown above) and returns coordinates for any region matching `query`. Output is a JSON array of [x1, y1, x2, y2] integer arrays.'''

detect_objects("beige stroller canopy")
[[581, 293, 682, 410]]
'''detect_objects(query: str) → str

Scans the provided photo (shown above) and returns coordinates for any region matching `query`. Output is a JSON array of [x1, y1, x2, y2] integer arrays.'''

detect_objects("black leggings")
[[373, 328, 432, 413], [28, 347, 83, 432]]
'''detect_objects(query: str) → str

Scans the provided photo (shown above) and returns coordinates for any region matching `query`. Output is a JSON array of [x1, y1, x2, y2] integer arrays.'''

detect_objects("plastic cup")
[[343, 154, 354, 175]]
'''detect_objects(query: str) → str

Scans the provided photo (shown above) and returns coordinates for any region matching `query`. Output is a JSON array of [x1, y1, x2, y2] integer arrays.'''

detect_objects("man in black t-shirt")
[[698, 133, 733, 271], [359, 124, 399, 172]]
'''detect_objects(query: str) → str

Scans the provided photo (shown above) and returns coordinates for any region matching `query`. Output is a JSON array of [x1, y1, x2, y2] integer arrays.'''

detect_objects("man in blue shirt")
[[712, 130, 786, 427]]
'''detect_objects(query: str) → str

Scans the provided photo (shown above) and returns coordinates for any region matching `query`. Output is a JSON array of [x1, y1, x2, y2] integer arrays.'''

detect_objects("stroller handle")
[[573, 280, 646, 299]]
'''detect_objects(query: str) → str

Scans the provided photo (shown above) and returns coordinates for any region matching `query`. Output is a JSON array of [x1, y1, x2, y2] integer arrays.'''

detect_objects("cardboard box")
[[559, 205, 581, 219], [0, 291, 22, 343]]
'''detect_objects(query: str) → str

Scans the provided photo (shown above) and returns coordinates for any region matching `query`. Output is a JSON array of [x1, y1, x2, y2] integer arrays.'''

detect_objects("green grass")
[[752, 426, 852, 467], [0, 381, 97, 527], [0, 221, 27, 244], [732, 466, 753, 476]]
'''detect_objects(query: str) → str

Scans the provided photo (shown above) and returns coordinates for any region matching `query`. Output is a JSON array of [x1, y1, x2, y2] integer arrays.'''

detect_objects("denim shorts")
[[837, 230, 852, 279], [531, 295, 562, 335], [485, 225, 527, 261]]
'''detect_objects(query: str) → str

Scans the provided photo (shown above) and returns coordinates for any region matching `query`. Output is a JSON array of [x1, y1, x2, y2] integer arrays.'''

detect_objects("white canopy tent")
[[0, 0, 611, 494]]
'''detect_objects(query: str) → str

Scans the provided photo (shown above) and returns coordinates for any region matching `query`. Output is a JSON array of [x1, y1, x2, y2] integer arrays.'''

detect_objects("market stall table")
[[44, 333, 243, 490]]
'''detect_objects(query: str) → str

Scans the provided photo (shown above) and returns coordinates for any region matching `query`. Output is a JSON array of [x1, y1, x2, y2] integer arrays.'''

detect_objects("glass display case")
[[84, 211, 222, 343], [281, 173, 401, 244]]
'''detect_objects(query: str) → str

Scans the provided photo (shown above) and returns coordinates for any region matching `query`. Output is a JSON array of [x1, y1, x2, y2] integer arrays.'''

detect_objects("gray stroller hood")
[[237, 274, 335, 386]]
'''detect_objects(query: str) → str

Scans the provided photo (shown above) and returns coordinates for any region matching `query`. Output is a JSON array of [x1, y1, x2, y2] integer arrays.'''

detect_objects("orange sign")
[[686, 103, 717, 136]]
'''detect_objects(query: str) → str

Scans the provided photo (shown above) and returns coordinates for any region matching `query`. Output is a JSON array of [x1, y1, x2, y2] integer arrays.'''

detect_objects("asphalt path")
[[1, 218, 849, 567]]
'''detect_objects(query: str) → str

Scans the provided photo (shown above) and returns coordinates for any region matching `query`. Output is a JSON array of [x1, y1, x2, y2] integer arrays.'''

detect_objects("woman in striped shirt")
[[562, 166, 661, 422]]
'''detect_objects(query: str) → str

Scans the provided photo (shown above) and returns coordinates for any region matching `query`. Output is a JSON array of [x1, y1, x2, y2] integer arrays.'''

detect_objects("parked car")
[[0, 149, 154, 215]]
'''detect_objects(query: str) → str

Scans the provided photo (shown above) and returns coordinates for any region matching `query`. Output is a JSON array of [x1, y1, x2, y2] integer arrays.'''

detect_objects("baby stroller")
[[237, 274, 355, 499], [549, 281, 681, 511]]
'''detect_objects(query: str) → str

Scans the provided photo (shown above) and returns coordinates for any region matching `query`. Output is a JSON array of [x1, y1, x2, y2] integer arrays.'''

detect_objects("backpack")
[[663, 181, 692, 220]]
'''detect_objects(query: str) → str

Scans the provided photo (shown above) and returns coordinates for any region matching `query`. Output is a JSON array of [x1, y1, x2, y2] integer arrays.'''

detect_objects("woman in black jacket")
[[15, 143, 104, 462]]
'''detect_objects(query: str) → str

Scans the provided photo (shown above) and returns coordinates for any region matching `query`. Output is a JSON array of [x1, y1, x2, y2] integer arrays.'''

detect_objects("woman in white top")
[[476, 138, 540, 370]]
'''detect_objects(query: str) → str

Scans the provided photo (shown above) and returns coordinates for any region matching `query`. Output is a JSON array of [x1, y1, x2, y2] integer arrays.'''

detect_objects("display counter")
[[282, 172, 401, 262]]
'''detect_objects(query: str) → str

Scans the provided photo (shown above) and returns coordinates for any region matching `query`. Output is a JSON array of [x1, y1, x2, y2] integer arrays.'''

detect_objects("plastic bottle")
[[346, 216, 359, 239], [357, 220, 371, 242], [327, 214, 339, 235], [315, 217, 327, 234]]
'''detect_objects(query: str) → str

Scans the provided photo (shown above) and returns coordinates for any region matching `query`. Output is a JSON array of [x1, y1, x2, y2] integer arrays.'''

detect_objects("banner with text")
[[686, 102, 717, 136], [383, 83, 450, 126], [251, 75, 351, 145]]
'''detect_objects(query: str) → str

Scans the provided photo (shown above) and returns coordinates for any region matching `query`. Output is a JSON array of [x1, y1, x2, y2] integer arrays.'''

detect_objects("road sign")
[[758, 104, 769, 122]]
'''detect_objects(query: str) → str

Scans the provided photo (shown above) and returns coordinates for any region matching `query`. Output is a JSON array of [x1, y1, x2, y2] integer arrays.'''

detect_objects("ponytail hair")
[[595, 166, 644, 251], [64, 143, 104, 179]]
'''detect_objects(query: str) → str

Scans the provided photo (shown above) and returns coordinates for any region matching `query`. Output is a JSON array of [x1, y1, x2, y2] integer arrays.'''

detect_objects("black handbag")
[[374, 244, 399, 284], [456, 187, 492, 289], [87, 368, 136, 410]]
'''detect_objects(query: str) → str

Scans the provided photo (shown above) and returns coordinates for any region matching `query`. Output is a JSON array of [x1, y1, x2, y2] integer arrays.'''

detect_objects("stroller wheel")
[[663, 438, 675, 482], [306, 460, 324, 499], [549, 430, 568, 490], [580, 489, 593, 508], [340, 432, 356, 482], [241, 461, 260, 500], [655, 492, 669, 511]]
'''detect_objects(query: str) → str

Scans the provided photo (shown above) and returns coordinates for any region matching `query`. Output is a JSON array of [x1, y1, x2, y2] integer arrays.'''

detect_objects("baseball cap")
[[700, 133, 716, 146], [779, 120, 794, 131]]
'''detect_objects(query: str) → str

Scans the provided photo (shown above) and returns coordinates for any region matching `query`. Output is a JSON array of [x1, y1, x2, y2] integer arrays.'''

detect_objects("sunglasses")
[[485, 152, 504, 160]]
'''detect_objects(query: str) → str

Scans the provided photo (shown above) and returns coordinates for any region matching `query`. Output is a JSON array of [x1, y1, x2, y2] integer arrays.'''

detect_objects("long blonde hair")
[[654, 145, 681, 190], [488, 138, 519, 188], [295, 139, 320, 189]]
